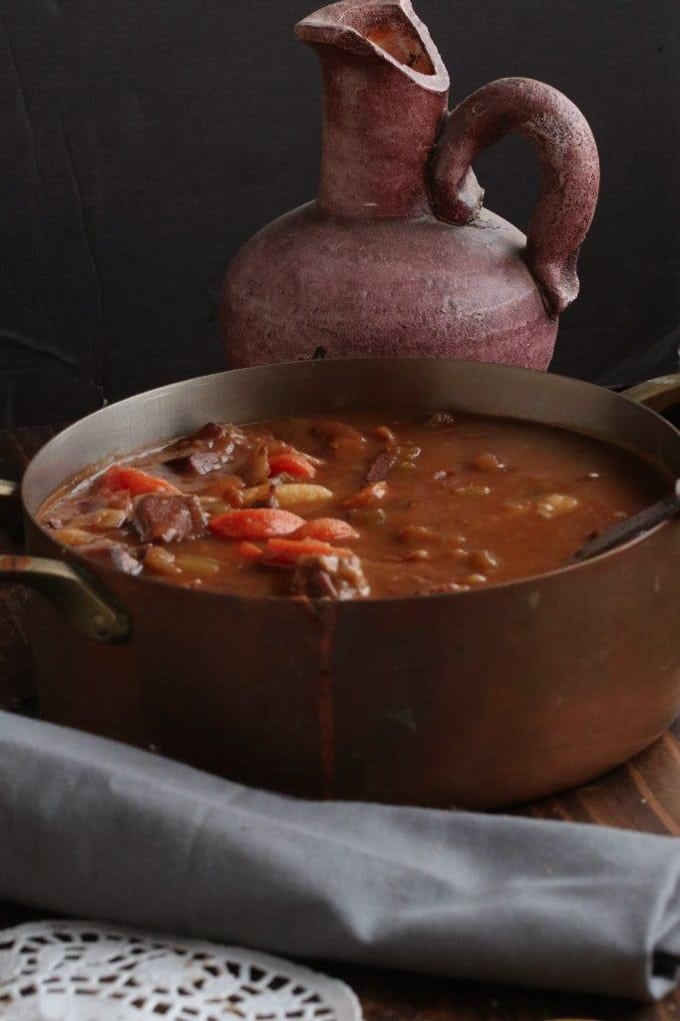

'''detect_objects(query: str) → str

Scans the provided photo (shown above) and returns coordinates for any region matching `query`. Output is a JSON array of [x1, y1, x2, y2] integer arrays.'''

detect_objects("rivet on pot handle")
[[623, 373, 680, 413], [428, 77, 600, 318]]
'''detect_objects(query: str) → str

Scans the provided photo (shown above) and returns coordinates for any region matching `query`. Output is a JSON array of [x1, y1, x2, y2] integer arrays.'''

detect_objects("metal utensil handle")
[[428, 77, 600, 317], [573, 481, 680, 563], [573, 377, 680, 561], [0, 478, 130, 643]]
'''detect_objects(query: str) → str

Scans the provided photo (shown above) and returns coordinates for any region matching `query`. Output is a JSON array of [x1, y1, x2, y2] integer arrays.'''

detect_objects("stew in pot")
[[37, 411, 669, 599]]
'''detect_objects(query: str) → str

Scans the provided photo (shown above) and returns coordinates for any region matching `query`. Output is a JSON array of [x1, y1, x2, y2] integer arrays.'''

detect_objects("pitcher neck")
[[297, 0, 450, 219], [316, 50, 448, 218]]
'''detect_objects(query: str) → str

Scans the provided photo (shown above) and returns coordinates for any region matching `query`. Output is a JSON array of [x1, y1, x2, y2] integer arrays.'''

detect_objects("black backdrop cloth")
[[0, 1, 678, 424]]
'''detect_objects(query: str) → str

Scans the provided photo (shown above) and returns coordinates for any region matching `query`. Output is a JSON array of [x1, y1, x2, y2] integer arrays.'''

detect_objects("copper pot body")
[[14, 359, 680, 809]]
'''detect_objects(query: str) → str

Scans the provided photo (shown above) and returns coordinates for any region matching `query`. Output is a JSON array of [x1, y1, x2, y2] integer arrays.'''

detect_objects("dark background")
[[0, 0, 678, 426]]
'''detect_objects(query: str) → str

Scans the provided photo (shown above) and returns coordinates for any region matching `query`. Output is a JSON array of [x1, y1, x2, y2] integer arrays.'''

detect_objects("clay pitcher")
[[221, 0, 599, 370]]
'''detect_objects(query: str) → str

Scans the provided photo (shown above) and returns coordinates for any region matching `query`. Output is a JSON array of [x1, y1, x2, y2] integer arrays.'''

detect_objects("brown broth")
[[38, 410, 670, 599]]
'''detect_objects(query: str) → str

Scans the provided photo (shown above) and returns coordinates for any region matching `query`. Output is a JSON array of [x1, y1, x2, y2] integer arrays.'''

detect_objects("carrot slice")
[[294, 517, 359, 541], [342, 480, 387, 508], [236, 541, 264, 561], [100, 465, 180, 495], [209, 508, 305, 540], [263, 537, 353, 565], [268, 452, 317, 479]]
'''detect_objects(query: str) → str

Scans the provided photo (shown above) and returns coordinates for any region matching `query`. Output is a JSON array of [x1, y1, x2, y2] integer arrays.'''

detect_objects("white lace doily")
[[0, 920, 362, 1021]]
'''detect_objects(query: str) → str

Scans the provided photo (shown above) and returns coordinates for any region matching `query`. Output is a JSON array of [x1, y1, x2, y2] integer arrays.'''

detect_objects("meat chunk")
[[165, 422, 241, 476], [424, 411, 456, 428], [292, 565, 338, 599], [291, 552, 370, 601], [311, 419, 366, 455], [167, 450, 229, 476], [79, 538, 142, 576], [417, 581, 470, 595], [312, 420, 365, 444], [132, 494, 207, 543], [240, 444, 270, 487], [342, 481, 387, 508], [188, 422, 226, 442], [63, 489, 133, 521], [365, 450, 397, 484]]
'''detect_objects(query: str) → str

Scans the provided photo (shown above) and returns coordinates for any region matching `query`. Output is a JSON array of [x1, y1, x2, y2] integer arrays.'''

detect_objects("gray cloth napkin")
[[1, 710, 679, 1002]]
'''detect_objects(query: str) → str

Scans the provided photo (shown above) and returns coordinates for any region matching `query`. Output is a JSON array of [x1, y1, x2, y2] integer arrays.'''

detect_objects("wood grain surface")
[[1, 425, 679, 1020]]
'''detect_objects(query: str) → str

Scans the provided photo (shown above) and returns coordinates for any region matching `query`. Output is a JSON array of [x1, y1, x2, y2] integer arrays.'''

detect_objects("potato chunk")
[[535, 494, 580, 518], [275, 484, 334, 510]]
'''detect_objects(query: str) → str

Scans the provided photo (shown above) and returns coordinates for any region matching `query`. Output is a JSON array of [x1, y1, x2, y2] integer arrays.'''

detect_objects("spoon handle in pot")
[[573, 480, 680, 563]]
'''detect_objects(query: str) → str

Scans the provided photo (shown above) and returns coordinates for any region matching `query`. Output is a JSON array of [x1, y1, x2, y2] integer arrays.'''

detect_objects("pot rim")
[[22, 357, 680, 607]]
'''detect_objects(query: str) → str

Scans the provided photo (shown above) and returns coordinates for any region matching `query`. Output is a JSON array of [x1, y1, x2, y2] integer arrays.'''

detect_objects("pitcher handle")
[[428, 77, 600, 318]]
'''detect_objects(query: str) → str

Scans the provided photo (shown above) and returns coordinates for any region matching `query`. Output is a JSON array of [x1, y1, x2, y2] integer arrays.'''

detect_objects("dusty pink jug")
[[221, 0, 599, 370]]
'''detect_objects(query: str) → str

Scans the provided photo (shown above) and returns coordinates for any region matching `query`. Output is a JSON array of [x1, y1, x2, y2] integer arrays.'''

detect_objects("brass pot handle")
[[0, 479, 19, 498], [0, 478, 130, 643], [623, 374, 680, 413], [0, 553, 130, 643]]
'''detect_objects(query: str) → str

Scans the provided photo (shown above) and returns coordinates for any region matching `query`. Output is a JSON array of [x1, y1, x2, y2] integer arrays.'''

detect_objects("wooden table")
[[1, 425, 679, 1021]]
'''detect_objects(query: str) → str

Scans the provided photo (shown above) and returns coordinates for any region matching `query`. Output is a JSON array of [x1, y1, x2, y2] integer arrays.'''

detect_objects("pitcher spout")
[[296, 0, 450, 219], [296, 0, 449, 89]]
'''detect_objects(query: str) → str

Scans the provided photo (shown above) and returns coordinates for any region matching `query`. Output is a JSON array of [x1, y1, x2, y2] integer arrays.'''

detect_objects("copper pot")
[[1, 359, 679, 809]]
